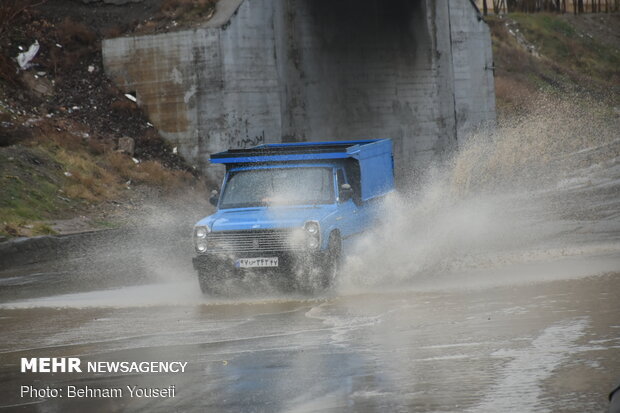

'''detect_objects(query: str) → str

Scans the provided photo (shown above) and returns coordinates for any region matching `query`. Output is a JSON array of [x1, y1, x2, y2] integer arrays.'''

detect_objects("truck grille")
[[207, 229, 304, 253]]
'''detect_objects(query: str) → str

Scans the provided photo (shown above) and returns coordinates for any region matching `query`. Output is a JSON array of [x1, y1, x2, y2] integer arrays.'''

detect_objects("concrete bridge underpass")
[[103, 0, 496, 182]]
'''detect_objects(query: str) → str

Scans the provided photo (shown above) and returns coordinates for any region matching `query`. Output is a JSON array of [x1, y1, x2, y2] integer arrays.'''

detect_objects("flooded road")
[[0, 260, 619, 412]]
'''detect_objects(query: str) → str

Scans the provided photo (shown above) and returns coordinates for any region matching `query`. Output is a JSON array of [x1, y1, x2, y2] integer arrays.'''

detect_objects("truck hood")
[[196, 205, 337, 232]]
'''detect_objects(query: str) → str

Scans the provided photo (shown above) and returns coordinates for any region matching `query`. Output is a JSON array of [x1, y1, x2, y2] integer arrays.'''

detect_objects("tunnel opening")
[[306, 0, 427, 54], [281, 0, 443, 175]]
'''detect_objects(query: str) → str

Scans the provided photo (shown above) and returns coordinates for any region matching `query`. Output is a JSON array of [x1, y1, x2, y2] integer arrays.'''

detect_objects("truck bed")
[[210, 139, 394, 202]]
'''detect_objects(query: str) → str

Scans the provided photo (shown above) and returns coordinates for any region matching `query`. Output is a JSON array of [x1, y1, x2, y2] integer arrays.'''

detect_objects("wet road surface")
[[0, 261, 618, 412], [1, 136, 620, 412]]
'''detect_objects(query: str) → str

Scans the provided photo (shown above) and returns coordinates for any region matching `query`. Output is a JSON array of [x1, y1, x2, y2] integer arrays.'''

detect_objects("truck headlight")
[[195, 226, 209, 239], [196, 241, 207, 253], [304, 221, 319, 235], [307, 237, 319, 249], [304, 221, 320, 250]]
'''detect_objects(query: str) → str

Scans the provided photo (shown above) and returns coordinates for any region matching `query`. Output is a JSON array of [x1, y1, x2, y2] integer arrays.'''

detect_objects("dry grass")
[[494, 75, 540, 115], [487, 13, 620, 118], [86, 138, 110, 156], [33, 123, 194, 199], [104, 151, 192, 190], [136, 160, 190, 187], [487, 17, 547, 116], [57, 148, 120, 202], [511, 13, 620, 85], [1, 221, 56, 237], [159, 0, 217, 19], [0, 4, 202, 238], [42, 129, 83, 151], [1, 122, 199, 238], [104, 151, 136, 180], [488, 17, 543, 76], [2, 222, 20, 236], [31, 222, 55, 235], [34, 122, 112, 156]]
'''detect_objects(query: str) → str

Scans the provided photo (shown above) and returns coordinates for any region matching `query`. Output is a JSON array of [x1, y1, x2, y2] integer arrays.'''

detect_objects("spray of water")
[[102, 96, 619, 297], [340, 97, 620, 292], [13, 97, 618, 307]]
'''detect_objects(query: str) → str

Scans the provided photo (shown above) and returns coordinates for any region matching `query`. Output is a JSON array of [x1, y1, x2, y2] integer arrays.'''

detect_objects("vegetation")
[[0, 0, 208, 238], [482, 0, 620, 14], [487, 12, 620, 116], [0, 124, 196, 237], [511, 14, 619, 80], [159, 0, 217, 20]]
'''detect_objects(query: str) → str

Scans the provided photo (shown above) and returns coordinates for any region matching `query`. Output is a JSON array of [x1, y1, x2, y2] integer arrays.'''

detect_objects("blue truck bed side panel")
[[210, 139, 394, 202], [354, 140, 394, 201]]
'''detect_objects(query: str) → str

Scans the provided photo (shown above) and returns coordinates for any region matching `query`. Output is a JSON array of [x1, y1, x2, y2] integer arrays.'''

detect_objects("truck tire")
[[295, 233, 340, 294], [197, 268, 223, 296], [321, 232, 342, 289]]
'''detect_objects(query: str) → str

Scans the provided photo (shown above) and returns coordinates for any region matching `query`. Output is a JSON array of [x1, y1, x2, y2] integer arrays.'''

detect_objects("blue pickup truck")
[[192, 139, 395, 294]]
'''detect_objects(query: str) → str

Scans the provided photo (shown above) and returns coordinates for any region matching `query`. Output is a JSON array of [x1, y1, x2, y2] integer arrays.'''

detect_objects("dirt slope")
[[0, 1, 211, 238], [487, 12, 620, 117]]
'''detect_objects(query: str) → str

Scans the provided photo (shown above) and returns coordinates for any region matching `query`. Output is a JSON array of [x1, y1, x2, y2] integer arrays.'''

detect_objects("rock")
[[20, 72, 54, 97], [117, 136, 135, 155]]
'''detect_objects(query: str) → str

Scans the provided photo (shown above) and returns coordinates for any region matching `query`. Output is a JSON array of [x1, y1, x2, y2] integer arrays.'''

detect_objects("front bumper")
[[192, 251, 325, 275]]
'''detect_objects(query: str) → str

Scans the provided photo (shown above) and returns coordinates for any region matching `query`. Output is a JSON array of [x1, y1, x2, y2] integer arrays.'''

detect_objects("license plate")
[[235, 257, 279, 268]]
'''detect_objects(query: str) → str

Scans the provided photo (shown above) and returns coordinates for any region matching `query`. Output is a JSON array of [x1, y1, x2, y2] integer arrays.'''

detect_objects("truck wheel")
[[197, 268, 222, 296], [321, 232, 341, 288]]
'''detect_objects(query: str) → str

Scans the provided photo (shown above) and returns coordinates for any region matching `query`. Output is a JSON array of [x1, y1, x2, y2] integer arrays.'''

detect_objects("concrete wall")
[[448, 0, 496, 143], [103, 0, 280, 178], [274, 0, 458, 179], [103, 0, 496, 182]]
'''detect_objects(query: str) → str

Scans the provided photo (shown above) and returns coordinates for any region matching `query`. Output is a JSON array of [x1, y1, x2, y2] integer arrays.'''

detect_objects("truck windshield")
[[220, 167, 334, 209]]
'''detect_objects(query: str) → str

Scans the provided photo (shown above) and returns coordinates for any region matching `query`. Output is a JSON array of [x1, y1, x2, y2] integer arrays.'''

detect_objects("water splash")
[[340, 97, 620, 291]]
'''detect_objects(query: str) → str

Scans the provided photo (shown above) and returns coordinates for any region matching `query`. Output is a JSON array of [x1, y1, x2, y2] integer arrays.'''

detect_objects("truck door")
[[335, 168, 365, 248]]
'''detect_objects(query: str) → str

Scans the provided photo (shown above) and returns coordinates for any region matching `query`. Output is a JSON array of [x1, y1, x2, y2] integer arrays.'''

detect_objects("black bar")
[[210, 143, 355, 160]]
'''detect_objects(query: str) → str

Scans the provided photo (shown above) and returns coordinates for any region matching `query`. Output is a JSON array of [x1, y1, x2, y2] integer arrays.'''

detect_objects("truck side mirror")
[[340, 183, 353, 202], [209, 190, 219, 207]]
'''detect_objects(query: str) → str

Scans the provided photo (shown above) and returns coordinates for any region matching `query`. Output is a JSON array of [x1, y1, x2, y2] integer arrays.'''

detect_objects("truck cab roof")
[[210, 139, 394, 202]]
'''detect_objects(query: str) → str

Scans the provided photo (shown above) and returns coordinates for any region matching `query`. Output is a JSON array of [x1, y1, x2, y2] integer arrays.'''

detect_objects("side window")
[[337, 169, 346, 187], [336, 169, 346, 202], [344, 162, 361, 204]]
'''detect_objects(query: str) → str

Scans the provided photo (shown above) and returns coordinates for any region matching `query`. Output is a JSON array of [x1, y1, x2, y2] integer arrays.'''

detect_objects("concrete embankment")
[[0, 230, 124, 270]]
